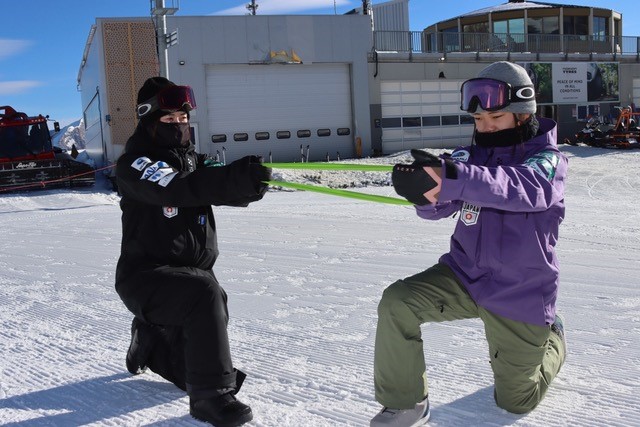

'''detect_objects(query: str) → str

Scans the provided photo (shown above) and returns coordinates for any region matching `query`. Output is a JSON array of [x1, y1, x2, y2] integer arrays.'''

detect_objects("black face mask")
[[474, 115, 540, 148], [153, 122, 191, 148]]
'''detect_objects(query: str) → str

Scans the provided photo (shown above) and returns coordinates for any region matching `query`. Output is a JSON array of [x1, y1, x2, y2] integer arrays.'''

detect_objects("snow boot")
[[125, 317, 155, 375], [551, 313, 567, 362], [190, 391, 253, 427], [370, 396, 430, 427]]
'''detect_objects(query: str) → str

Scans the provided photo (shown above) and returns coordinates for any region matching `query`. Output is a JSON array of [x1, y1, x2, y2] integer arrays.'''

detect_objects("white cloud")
[[0, 80, 42, 95], [0, 39, 32, 60], [215, 0, 352, 15]]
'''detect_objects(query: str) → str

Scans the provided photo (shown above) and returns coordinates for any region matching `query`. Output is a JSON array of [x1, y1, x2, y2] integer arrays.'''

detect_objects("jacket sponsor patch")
[[460, 202, 480, 226], [524, 151, 559, 181], [141, 161, 171, 180], [131, 157, 152, 171], [147, 167, 175, 183], [158, 171, 178, 187], [451, 150, 470, 163], [162, 206, 178, 218]]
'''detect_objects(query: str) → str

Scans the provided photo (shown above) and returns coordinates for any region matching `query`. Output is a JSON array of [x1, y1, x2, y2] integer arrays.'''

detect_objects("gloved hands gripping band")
[[392, 149, 443, 205]]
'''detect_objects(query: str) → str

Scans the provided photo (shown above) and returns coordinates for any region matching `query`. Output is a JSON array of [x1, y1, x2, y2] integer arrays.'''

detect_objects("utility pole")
[[362, 0, 374, 31], [247, 0, 258, 15], [151, 0, 179, 79], [362, 0, 371, 15]]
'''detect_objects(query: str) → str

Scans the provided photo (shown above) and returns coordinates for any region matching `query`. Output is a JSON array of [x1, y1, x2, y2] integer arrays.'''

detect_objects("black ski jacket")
[[115, 123, 264, 282]]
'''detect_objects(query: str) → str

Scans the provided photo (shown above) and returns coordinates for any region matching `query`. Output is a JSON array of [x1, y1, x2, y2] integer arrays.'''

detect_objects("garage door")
[[380, 80, 473, 154], [206, 63, 353, 162]]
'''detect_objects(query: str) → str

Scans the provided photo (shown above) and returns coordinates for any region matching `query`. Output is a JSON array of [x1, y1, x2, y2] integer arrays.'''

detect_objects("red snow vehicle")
[[0, 106, 95, 192], [604, 106, 640, 149]]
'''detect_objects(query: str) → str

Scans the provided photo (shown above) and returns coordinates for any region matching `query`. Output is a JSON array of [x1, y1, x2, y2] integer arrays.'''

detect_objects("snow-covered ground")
[[0, 145, 639, 426]]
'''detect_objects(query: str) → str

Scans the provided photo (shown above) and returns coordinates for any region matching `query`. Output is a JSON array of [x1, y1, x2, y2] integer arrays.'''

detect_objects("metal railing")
[[373, 31, 640, 56]]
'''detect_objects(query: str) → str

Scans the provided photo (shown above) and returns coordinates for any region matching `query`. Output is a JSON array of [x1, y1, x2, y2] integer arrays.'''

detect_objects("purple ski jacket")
[[416, 118, 567, 326]]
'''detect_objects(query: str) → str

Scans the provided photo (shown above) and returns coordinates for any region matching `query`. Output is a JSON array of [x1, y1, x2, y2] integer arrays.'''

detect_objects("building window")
[[337, 128, 351, 136], [276, 131, 291, 139], [426, 32, 437, 53], [317, 129, 331, 137], [440, 27, 459, 53], [460, 115, 474, 125], [255, 132, 270, 140], [380, 117, 401, 128], [441, 115, 459, 126], [297, 130, 311, 138], [234, 133, 248, 142], [422, 116, 441, 127], [493, 18, 524, 34], [211, 134, 227, 143], [528, 16, 559, 35], [463, 22, 489, 33], [402, 117, 421, 127], [593, 16, 608, 40], [563, 15, 588, 36], [493, 18, 524, 50]]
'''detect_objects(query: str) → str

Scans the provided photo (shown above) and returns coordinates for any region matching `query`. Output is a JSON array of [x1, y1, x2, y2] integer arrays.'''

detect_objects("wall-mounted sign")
[[520, 62, 619, 104]]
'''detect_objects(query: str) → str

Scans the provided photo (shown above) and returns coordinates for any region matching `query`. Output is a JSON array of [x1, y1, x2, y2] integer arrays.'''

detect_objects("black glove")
[[392, 149, 443, 205], [409, 149, 442, 167], [222, 156, 271, 205], [247, 156, 272, 197]]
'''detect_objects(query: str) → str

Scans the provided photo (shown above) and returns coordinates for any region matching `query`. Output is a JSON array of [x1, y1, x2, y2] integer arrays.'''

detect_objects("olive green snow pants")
[[374, 263, 566, 414]]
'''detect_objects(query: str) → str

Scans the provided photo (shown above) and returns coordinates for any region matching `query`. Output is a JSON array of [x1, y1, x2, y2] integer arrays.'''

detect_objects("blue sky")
[[1, 0, 638, 127]]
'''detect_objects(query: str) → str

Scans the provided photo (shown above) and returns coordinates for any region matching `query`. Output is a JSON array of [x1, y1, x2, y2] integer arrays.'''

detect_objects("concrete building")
[[78, 14, 374, 168], [77, 0, 640, 169], [370, 0, 638, 154]]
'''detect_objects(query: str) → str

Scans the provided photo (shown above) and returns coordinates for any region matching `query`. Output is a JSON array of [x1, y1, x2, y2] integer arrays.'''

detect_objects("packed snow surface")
[[0, 145, 639, 426]]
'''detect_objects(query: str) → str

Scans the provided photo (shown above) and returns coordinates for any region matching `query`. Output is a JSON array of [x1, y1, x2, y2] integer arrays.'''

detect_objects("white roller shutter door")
[[206, 63, 353, 162], [379, 80, 473, 153]]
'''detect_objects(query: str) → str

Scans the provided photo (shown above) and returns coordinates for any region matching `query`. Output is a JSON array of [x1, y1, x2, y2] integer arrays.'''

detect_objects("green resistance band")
[[265, 180, 412, 205], [262, 162, 410, 205], [264, 162, 394, 172]]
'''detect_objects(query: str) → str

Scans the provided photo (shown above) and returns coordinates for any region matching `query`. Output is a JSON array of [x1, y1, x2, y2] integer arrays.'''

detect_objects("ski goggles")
[[137, 85, 197, 118], [460, 78, 535, 113]]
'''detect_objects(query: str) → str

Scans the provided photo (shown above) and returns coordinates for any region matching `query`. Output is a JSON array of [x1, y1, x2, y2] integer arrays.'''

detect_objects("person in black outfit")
[[115, 77, 271, 427]]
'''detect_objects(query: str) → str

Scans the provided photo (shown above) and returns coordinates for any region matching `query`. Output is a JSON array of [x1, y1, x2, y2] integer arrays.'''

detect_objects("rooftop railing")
[[373, 31, 640, 56]]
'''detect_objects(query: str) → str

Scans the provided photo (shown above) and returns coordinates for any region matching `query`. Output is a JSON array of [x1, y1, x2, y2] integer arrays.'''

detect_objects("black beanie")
[[137, 77, 176, 123]]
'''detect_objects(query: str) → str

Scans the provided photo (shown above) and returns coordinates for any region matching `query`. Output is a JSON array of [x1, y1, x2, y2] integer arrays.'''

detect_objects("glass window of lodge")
[[463, 22, 489, 33], [528, 16, 559, 34], [441, 27, 459, 52], [563, 15, 588, 35], [593, 16, 608, 40], [493, 18, 524, 35]]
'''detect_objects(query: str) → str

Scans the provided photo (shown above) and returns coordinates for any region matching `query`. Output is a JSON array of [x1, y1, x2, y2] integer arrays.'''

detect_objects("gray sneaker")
[[551, 314, 567, 362], [370, 396, 430, 427]]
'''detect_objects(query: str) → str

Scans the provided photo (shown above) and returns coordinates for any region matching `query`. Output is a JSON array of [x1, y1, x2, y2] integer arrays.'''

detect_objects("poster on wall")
[[520, 62, 619, 104], [552, 63, 588, 102]]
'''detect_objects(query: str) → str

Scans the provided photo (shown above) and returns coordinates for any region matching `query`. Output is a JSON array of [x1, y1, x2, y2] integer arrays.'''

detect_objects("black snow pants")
[[116, 265, 244, 399]]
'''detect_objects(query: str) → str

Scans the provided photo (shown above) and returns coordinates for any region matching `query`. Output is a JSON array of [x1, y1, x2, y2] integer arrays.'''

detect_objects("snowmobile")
[[0, 106, 95, 192], [603, 106, 640, 149], [571, 116, 608, 146]]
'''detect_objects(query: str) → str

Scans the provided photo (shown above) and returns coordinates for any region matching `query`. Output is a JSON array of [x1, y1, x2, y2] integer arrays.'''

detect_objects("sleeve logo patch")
[[131, 157, 152, 171], [451, 150, 470, 163], [524, 151, 559, 181]]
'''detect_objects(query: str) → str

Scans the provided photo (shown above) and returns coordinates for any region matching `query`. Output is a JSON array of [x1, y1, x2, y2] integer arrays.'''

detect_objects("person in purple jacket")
[[370, 61, 568, 427]]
